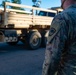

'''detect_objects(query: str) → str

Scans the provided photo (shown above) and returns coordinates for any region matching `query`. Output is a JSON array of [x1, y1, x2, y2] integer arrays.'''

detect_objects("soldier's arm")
[[42, 14, 68, 75]]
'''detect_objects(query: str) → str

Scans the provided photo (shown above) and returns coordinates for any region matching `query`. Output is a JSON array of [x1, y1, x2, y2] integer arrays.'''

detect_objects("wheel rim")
[[30, 35, 40, 47]]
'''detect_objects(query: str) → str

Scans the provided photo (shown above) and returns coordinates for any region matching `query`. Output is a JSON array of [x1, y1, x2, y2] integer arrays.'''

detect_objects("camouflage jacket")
[[42, 4, 76, 75]]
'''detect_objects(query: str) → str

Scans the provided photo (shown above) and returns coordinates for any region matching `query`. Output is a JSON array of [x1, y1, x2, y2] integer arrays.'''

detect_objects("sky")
[[21, 0, 61, 9], [0, 0, 61, 9]]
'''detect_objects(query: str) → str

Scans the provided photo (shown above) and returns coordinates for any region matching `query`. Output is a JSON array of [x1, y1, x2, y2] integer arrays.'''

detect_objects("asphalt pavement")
[[0, 42, 45, 75]]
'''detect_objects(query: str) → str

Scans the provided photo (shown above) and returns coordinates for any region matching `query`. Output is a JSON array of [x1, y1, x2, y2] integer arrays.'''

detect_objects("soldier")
[[42, 0, 76, 75]]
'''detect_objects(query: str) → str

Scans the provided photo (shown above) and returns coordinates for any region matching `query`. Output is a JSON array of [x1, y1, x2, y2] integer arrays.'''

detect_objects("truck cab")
[[38, 7, 63, 17], [38, 10, 56, 17]]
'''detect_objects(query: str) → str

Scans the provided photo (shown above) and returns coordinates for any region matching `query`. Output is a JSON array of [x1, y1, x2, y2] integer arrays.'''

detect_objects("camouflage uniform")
[[42, 4, 76, 75]]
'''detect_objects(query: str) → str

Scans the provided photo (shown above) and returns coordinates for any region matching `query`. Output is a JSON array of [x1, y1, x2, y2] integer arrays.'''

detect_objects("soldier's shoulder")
[[61, 6, 76, 16], [53, 9, 71, 23], [52, 13, 65, 25]]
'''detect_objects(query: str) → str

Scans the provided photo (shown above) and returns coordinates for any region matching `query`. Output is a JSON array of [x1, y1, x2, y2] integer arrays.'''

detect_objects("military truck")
[[0, 2, 63, 50]]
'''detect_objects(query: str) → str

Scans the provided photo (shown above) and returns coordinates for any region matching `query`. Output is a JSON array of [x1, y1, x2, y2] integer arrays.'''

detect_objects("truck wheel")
[[25, 31, 41, 50]]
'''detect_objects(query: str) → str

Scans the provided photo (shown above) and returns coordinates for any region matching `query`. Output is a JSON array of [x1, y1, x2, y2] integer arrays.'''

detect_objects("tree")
[[32, 0, 37, 6], [11, 0, 24, 10], [32, 0, 41, 7], [32, 0, 41, 15], [11, 0, 21, 4], [0, 0, 10, 8]]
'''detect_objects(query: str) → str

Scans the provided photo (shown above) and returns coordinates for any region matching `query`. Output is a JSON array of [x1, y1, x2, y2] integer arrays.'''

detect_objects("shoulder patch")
[[49, 27, 56, 36]]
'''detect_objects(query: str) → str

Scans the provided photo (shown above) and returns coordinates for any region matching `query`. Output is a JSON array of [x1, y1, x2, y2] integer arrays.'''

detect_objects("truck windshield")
[[38, 11, 47, 16], [38, 11, 56, 17]]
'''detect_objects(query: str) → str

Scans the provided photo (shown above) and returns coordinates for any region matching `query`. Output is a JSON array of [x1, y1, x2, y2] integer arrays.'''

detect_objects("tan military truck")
[[0, 2, 63, 49]]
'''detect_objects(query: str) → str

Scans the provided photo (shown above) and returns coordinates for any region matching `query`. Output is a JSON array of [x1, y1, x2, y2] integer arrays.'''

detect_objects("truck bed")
[[2, 12, 53, 28]]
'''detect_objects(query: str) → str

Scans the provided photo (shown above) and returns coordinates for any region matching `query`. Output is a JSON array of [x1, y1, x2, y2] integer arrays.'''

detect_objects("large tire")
[[25, 31, 41, 50]]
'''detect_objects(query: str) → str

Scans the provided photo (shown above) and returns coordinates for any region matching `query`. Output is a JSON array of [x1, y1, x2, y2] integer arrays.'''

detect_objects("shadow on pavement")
[[0, 42, 28, 52], [0, 42, 44, 53]]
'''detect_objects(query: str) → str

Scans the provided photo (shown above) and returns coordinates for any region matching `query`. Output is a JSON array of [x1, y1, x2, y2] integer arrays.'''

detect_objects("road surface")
[[0, 42, 45, 75]]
